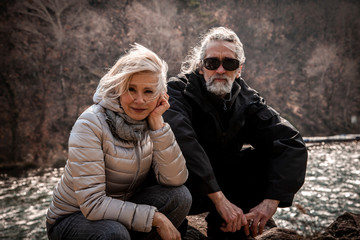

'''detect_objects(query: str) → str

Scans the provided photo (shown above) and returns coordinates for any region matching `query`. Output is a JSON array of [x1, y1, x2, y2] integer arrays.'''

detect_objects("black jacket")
[[163, 72, 308, 207]]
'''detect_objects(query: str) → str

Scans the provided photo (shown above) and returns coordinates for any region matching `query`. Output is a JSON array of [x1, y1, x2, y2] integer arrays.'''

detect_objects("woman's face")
[[120, 72, 160, 121]]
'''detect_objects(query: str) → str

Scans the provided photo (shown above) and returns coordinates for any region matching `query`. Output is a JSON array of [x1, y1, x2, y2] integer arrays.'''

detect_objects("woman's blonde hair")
[[97, 43, 168, 101]]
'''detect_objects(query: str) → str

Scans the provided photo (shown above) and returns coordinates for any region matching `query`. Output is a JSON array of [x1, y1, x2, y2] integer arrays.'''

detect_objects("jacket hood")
[[93, 85, 124, 113]]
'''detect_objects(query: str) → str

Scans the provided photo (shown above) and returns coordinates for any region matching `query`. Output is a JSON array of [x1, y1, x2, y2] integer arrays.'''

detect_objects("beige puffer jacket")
[[46, 90, 188, 232]]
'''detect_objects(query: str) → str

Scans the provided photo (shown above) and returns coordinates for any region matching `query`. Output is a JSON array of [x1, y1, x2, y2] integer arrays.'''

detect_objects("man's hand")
[[208, 191, 249, 235], [244, 199, 279, 237], [152, 211, 181, 240]]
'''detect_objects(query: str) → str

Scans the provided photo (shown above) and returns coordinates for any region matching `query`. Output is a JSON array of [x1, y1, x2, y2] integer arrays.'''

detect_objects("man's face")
[[199, 40, 242, 96]]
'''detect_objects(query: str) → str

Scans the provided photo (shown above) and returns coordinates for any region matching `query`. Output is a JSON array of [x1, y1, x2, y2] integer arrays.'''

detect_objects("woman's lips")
[[131, 107, 146, 113]]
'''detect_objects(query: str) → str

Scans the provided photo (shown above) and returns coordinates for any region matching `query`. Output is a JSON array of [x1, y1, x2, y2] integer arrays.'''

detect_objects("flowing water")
[[274, 141, 360, 236], [0, 141, 359, 239]]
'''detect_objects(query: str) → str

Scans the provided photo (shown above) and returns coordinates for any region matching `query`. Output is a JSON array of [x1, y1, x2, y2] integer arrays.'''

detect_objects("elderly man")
[[164, 27, 308, 239]]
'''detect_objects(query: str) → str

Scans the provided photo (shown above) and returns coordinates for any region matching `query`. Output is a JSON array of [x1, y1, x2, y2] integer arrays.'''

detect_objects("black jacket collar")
[[182, 71, 262, 113]]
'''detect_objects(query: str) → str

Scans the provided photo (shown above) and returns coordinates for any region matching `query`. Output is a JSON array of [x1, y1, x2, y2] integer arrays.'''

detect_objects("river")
[[0, 141, 359, 239]]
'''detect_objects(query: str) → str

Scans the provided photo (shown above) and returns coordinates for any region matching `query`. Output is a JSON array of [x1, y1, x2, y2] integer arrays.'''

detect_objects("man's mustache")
[[208, 74, 231, 84]]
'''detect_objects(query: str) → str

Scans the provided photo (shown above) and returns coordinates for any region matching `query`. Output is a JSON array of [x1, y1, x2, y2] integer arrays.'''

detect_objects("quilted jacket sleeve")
[[68, 107, 156, 232], [149, 123, 188, 186]]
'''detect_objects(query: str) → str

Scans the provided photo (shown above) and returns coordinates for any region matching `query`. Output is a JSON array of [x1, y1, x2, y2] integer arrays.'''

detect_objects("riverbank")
[[0, 141, 359, 239], [304, 134, 360, 143]]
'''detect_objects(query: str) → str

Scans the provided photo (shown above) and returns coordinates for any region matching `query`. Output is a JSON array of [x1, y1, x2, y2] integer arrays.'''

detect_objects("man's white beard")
[[206, 74, 233, 96]]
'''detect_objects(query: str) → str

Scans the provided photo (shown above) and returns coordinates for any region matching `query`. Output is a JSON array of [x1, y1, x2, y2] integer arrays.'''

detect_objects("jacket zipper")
[[223, 101, 227, 111], [128, 135, 142, 192]]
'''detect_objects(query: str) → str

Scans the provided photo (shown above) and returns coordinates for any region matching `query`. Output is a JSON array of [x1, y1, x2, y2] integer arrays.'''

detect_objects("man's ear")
[[236, 65, 243, 78], [199, 66, 204, 75]]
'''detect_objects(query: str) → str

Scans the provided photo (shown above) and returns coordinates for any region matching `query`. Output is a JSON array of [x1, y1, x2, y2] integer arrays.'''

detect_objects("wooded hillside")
[[0, 0, 359, 167]]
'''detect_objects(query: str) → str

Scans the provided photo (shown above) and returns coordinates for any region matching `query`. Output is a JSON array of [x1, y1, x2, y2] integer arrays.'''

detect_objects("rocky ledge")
[[184, 212, 360, 240]]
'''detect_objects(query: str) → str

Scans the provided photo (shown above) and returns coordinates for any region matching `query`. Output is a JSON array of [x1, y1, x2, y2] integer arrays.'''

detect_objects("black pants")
[[188, 148, 269, 233]]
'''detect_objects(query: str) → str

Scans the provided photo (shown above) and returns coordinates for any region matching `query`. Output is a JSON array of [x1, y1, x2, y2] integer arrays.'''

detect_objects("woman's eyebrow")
[[143, 85, 156, 90]]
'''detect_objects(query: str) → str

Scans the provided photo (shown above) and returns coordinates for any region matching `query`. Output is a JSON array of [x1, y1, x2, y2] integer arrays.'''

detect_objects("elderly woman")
[[46, 44, 191, 240]]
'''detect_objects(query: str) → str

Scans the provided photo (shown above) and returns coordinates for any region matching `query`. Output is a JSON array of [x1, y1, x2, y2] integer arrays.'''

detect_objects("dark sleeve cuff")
[[265, 192, 295, 208], [204, 177, 221, 195]]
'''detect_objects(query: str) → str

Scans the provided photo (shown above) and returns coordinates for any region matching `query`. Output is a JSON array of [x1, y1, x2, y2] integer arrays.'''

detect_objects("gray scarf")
[[105, 109, 148, 142]]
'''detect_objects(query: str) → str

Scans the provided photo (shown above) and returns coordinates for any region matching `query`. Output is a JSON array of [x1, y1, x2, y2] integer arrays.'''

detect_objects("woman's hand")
[[152, 211, 181, 240], [148, 93, 170, 130]]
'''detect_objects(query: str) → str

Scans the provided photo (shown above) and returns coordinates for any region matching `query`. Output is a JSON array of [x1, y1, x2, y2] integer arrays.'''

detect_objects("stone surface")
[[311, 212, 360, 240], [183, 225, 207, 240], [183, 212, 360, 240], [256, 228, 304, 240]]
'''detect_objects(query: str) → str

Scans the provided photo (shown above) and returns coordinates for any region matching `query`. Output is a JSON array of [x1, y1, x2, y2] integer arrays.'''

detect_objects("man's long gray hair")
[[180, 27, 246, 74]]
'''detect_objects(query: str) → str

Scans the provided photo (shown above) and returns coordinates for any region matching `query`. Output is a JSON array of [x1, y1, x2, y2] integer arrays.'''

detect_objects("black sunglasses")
[[203, 57, 240, 71]]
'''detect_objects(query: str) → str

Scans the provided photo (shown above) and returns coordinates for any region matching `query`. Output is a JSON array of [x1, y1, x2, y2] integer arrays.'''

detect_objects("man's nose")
[[216, 64, 226, 74]]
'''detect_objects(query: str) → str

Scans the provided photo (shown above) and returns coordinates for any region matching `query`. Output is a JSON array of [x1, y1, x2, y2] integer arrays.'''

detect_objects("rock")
[[183, 225, 207, 240], [184, 213, 208, 240], [183, 212, 360, 240], [311, 212, 360, 240], [256, 228, 304, 240]]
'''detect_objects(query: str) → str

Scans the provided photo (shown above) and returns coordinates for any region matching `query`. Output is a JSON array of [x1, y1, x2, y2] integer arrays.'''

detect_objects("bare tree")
[[17, 0, 86, 47]]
